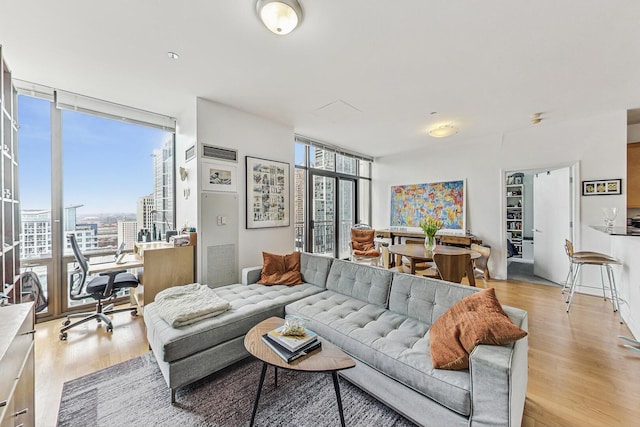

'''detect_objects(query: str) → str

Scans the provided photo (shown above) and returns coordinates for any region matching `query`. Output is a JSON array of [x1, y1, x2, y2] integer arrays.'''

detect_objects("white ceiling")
[[2, 0, 640, 157]]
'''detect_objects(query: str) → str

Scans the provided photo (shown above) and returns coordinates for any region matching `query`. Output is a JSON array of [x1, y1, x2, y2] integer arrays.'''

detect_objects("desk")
[[388, 244, 481, 286], [88, 254, 144, 274], [88, 243, 195, 313], [133, 242, 195, 313], [377, 229, 482, 247]]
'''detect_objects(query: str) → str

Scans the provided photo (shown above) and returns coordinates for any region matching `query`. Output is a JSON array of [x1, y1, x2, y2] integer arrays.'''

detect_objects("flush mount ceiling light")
[[256, 0, 303, 35], [167, 52, 179, 60], [428, 124, 458, 138]]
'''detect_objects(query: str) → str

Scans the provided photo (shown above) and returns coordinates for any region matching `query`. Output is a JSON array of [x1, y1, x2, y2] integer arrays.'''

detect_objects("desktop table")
[[388, 244, 481, 286], [88, 253, 144, 274], [88, 242, 195, 314]]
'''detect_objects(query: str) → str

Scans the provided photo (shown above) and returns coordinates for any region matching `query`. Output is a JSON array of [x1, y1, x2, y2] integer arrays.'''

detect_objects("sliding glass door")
[[296, 139, 372, 259], [309, 173, 356, 259]]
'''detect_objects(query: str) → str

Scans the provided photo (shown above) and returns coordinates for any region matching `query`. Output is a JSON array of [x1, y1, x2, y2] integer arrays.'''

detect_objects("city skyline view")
[[18, 95, 171, 214]]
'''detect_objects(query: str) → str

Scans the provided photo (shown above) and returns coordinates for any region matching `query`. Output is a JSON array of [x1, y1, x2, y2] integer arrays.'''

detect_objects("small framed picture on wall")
[[582, 178, 622, 196]]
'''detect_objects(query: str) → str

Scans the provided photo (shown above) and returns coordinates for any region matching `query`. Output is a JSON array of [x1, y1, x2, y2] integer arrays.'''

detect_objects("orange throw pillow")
[[257, 251, 303, 285], [429, 288, 527, 370]]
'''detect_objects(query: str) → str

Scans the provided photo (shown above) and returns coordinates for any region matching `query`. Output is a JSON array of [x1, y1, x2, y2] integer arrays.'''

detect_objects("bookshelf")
[[506, 183, 523, 258], [0, 46, 20, 303]]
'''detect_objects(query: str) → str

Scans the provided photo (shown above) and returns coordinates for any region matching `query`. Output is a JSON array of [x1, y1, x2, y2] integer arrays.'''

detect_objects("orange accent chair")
[[349, 226, 381, 266]]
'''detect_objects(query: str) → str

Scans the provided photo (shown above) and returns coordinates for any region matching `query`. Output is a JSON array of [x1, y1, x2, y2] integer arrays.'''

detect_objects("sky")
[[18, 95, 171, 214]]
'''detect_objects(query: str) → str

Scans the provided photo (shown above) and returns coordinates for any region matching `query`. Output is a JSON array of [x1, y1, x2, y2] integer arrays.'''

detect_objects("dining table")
[[388, 244, 481, 286]]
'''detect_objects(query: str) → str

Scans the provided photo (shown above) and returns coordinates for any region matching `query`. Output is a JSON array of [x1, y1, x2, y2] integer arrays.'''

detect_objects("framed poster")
[[582, 179, 622, 196], [246, 156, 290, 229], [201, 160, 237, 192], [390, 179, 466, 234]]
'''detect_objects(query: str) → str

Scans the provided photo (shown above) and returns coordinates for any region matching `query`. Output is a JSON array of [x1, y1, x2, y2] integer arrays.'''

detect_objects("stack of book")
[[261, 326, 321, 363]]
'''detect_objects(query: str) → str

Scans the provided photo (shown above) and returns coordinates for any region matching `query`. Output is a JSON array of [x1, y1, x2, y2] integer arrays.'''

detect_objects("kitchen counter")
[[590, 226, 640, 236], [592, 226, 640, 339]]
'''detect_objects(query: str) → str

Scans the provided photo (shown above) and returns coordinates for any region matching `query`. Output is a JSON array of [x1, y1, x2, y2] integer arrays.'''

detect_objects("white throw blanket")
[[153, 283, 231, 328]]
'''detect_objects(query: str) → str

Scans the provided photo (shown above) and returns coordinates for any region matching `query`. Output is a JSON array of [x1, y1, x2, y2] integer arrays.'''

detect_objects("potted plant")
[[419, 216, 443, 252]]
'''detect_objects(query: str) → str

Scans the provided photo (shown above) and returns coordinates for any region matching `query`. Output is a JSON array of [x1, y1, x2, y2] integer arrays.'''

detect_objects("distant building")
[[21, 205, 97, 258], [20, 210, 51, 259], [137, 194, 154, 232], [152, 139, 174, 237], [72, 224, 99, 252], [117, 220, 138, 250]]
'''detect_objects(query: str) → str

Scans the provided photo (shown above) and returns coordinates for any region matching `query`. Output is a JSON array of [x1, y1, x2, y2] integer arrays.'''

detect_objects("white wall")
[[175, 100, 198, 231], [194, 98, 295, 279], [372, 111, 627, 280], [627, 123, 640, 143]]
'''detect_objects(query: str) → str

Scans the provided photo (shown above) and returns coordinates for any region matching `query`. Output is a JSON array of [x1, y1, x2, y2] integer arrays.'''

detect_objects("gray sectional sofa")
[[144, 252, 528, 426]]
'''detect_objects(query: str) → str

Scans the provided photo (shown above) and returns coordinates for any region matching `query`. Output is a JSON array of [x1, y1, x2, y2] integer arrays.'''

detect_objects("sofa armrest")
[[242, 266, 263, 285], [469, 308, 528, 427]]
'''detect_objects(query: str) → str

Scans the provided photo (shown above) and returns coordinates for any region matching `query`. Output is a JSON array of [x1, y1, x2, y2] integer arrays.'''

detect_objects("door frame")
[[306, 170, 359, 258], [500, 161, 581, 281]]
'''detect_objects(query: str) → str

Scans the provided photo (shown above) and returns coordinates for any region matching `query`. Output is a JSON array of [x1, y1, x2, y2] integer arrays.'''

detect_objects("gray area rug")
[[58, 352, 415, 427]]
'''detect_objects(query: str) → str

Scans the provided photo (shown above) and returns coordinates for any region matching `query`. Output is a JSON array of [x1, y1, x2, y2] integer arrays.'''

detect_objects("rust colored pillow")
[[429, 288, 527, 370], [257, 251, 303, 285]]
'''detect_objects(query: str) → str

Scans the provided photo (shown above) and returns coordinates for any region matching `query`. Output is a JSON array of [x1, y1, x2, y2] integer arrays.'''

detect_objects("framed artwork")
[[582, 179, 622, 196], [201, 160, 237, 192], [390, 179, 466, 234], [246, 156, 290, 229]]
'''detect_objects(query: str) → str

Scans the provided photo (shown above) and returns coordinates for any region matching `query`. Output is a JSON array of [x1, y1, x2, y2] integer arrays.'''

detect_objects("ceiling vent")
[[185, 145, 196, 162], [202, 144, 238, 162]]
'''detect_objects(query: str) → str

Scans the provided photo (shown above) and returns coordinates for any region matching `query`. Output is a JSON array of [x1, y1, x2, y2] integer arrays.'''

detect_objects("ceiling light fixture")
[[256, 0, 303, 35], [428, 124, 458, 138], [167, 52, 179, 60]]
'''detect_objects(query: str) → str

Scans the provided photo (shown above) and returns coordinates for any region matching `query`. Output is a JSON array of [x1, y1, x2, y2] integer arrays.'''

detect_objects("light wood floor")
[[34, 279, 640, 427]]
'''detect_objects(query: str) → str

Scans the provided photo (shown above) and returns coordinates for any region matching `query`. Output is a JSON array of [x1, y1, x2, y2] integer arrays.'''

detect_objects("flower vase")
[[424, 235, 436, 252]]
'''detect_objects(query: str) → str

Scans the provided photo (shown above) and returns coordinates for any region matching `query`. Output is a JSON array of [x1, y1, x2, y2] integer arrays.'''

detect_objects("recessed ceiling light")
[[428, 124, 458, 138], [531, 112, 543, 124], [167, 52, 180, 60]]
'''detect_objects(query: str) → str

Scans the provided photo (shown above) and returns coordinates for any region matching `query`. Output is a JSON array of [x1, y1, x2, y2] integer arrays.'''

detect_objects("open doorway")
[[504, 164, 578, 286]]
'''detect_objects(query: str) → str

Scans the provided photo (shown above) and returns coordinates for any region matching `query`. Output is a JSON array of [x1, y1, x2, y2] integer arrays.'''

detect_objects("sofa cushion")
[[388, 273, 477, 327], [300, 252, 333, 289], [145, 283, 323, 364], [257, 251, 303, 285], [430, 288, 528, 370], [286, 290, 472, 417], [326, 259, 393, 307]]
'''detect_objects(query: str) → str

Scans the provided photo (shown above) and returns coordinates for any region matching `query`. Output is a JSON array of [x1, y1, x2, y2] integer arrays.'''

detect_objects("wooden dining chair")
[[433, 253, 471, 284]]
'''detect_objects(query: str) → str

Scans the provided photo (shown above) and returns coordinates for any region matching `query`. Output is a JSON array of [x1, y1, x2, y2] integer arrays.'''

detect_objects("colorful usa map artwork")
[[390, 180, 465, 229]]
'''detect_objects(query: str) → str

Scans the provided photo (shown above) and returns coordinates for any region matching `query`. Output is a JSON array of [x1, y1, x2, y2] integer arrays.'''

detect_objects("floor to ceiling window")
[[16, 83, 175, 318], [294, 136, 372, 258]]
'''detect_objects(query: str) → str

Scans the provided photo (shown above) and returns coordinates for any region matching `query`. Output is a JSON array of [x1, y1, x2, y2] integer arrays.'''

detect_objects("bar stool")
[[563, 240, 622, 322], [561, 239, 617, 295]]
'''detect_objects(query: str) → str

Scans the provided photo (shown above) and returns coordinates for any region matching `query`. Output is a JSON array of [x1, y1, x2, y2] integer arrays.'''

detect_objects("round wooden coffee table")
[[244, 317, 356, 427]]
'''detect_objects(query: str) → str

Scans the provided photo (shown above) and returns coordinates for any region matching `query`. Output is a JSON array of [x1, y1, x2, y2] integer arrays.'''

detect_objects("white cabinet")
[[506, 183, 524, 258]]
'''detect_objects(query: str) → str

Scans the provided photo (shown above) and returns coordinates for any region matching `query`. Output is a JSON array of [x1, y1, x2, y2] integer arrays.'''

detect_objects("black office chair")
[[60, 233, 139, 340]]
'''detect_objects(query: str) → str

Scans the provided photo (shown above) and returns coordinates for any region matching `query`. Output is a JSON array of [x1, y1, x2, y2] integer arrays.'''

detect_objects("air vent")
[[185, 145, 196, 162], [202, 144, 238, 162]]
